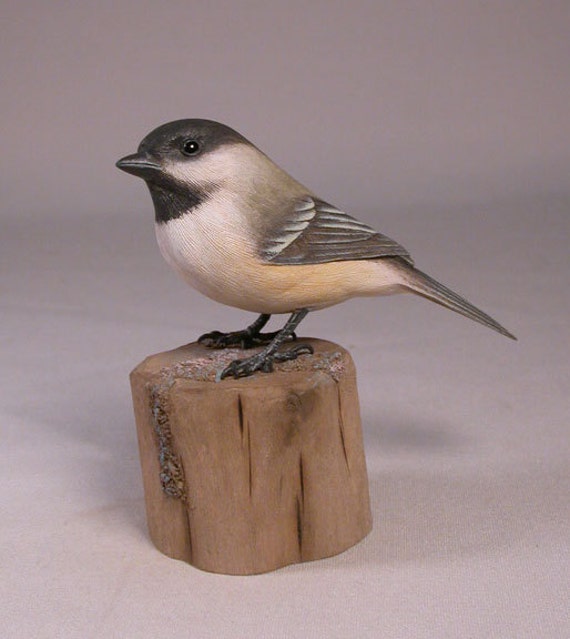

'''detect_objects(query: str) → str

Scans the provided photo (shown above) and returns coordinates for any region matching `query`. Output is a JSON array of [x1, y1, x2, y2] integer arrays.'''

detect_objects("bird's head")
[[116, 119, 275, 222], [116, 119, 255, 189], [116, 118, 306, 225]]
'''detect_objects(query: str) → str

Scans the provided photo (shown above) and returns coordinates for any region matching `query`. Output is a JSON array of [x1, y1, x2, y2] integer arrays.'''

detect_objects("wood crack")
[[297, 454, 305, 553], [247, 421, 253, 498], [237, 393, 244, 436], [337, 388, 350, 474]]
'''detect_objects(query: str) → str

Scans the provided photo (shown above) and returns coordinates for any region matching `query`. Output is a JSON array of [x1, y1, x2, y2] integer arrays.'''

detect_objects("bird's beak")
[[115, 152, 162, 179]]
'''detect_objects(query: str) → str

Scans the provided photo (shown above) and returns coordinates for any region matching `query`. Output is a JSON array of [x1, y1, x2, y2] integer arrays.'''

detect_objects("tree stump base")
[[130, 338, 372, 575]]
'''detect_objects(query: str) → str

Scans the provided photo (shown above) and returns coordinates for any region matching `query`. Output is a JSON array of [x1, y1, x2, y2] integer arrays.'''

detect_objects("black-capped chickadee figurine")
[[116, 119, 515, 379]]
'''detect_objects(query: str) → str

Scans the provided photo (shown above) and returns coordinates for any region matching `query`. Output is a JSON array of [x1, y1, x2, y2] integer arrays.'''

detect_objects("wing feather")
[[262, 197, 412, 265]]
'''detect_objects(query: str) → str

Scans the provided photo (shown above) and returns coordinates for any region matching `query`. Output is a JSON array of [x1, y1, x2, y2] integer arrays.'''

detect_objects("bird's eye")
[[181, 139, 201, 156]]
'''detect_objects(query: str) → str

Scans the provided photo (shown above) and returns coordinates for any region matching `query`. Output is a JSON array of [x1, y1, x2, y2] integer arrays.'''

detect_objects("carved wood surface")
[[130, 338, 372, 574]]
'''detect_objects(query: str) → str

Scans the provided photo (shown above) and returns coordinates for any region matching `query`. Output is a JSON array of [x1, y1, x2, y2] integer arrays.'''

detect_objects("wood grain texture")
[[130, 338, 372, 575]]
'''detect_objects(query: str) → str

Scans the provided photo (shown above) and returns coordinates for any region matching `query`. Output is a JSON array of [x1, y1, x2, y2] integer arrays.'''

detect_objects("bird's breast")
[[154, 200, 263, 309]]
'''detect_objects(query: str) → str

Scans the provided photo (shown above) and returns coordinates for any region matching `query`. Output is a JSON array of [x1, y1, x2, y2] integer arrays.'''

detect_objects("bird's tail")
[[396, 260, 516, 340]]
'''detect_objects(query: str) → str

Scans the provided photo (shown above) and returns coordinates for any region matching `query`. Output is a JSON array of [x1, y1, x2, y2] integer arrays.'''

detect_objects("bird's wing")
[[261, 196, 412, 265]]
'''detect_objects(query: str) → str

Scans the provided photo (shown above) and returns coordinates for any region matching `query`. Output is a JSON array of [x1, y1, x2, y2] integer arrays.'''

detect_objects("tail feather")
[[398, 261, 517, 340]]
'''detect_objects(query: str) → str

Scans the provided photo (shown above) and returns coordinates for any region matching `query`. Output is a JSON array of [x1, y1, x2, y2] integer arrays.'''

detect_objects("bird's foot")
[[199, 329, 296, 350], [219, 343, 314, 380]]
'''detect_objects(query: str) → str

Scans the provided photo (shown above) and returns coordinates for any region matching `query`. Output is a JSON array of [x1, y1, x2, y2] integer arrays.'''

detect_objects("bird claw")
[[199, 329, 297, 350], [198, 330, 230, 348], [219, 343, 314, 380], [271, 343, 312, 362]]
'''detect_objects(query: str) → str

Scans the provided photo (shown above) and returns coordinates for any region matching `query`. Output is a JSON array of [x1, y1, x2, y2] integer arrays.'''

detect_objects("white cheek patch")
[[164, 144, 263, 190]]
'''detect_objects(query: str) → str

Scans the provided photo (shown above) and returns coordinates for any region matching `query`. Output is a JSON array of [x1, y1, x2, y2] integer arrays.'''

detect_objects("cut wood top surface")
[[131, 338, 352, 386]]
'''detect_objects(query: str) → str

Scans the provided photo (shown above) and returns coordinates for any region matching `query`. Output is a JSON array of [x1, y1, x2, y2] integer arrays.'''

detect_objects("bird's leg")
[[219, 309, 313, 379], [199, 313, 298, 350]]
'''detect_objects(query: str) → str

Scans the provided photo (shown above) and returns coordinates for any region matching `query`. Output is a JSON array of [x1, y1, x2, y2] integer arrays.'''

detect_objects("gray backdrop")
[[2, 2, 569, 638]]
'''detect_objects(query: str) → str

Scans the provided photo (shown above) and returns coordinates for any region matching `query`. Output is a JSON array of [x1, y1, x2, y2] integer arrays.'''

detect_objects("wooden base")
[[130, 338, 372, 575]]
